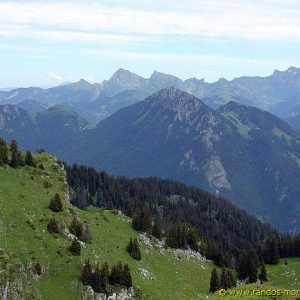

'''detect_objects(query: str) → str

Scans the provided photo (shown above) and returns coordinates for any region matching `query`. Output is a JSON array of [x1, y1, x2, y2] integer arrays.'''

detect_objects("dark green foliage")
[[49, 193, 63, 212], [69, 239, 81, 255], [82, 260, 133, 293], [259, 261, 268, 282], [34, 261, 42, 275], [81, 260, 93, 286], [25, 150, 36, 167], [209, 268, 220, 293], [132, 206, 152, 233], [0, 138, 9, 165], [152, 216, 162, 240], [166, 223, 198, 251], [122, 264, 132, 288], [69, 217, 83, 239], [81, 224, 92, 243], [47, 218, 60, 234], [9, 139, 24, 168], [237, 250, 259, 282], [126, 238, 141, 261], [220, 267, 229, 290], [66, 164, 276, 267], [91, 265, 103, 293], [263, 237, 280, 265], [187, 227, 199, 252]]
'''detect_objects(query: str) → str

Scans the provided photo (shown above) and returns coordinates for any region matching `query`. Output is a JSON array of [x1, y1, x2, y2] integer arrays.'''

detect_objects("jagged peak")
[[145, 87, 204, 108], [109, 68, 145, 83]]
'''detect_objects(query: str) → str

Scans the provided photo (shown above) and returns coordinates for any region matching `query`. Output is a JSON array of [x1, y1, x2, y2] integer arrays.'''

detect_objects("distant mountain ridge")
[[2, 87, 298, 232], [1, 66, 300, 123]]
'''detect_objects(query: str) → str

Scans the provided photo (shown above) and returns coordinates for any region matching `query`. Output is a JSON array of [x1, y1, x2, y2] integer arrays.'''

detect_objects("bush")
[[47, 218, 60, 234], [49, 194, 63, 212], [69, 239, 81, 256]]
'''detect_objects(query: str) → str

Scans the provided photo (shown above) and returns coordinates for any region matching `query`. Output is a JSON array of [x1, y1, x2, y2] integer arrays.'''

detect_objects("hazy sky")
[[0, 0, 300, 87]]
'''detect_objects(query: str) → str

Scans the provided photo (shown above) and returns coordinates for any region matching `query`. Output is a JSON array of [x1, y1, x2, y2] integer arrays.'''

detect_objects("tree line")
[[65, 163, 277, 267], [0, 138, 35, 168], [81, 260, 132, 294]]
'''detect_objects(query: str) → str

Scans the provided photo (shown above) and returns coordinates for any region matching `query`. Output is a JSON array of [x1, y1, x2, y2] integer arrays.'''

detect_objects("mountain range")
[[1, 67, 300, 124], [1, 87, 300, 233]]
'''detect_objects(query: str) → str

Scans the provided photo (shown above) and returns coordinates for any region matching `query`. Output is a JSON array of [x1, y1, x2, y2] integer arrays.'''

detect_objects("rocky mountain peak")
[[109, 68, 146, 86]]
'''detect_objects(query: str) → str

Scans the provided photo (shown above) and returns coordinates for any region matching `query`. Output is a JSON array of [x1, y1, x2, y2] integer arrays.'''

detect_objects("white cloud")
[[0, 0, 299, 42]]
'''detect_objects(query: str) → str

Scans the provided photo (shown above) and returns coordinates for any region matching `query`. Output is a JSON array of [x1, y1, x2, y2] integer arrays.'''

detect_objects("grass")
[[1, 153, 299, 299], [0, 153, 216, 300]]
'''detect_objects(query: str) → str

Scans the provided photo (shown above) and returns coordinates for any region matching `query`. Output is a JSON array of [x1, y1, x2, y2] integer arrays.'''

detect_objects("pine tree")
[[227, 269, 235, 288], [92, 264, 102, 293], [220, 267, 229, 289], [116, 261, 124, 284], [49, 193, 63, 212], [47, 218, 60, 234], [69, 217, 83, 239], [69, 239, 81, 255], [81, 224, 91, 242], [209, 268, 220, 293], [258, 261, 267, 282], [126, 238, 134, 254], [133, 238, 142, 260], [25, 150, 35, 167], [269, 238, 280, 265], [0, 138, 9, 165], [9, 139, 23, 167], [187, 227, 199, 252], [248, 258, 258, 283], [81, 260, 93, 286], [100, 262, 109, 293], [122, 264, 132, 288], [109, 264, 118, 285], [152, 216, 162, 239], [132, 206, 152, 232], [34, 261, 42, 275]]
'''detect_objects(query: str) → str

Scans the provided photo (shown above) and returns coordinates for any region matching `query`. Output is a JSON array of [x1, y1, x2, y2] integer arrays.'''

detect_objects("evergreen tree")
[[92, 265, 102, 293], [122, 264, 132, 288], [220, 267, 229, 289], [25, 150, 35, 167], [132, 238, 141, 260], [248, 258, 258, 283], [0, 138, 9, 165], [69, 239, 81, 255], [187, 227, 199, 252], [9, 139, 24, 167], [81, 224, 92, 243], [49, 193, 63, 212], [127, 238, 141, 260], [109, 264, 118, 285], [152, 216, 162, 239], [258, 261, 268, 282], [116, 261, 124, 284], [209, 268, 220, 293], [47, 218, 60, 234], [227, 269, 236, 288], [100, 262, 109, 293], [69, 217, 83, 239], [132, 206, 152, 232], [81, 260, 93, 286], [34, 261, 42, 275], [126, 238, 134, 254]]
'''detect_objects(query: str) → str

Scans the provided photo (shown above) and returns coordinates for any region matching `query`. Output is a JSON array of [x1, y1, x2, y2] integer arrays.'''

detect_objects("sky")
[[0, 0, 300, 87]]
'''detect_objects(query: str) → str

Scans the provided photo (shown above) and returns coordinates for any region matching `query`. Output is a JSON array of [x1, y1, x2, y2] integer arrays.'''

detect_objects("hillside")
[[1, 151, 300, 299], [61, 88, 300, 233], [0, 151, 218, 299]]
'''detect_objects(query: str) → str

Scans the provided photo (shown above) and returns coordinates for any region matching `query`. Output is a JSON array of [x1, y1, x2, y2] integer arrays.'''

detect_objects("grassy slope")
[[0, 153, 215, 300]]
